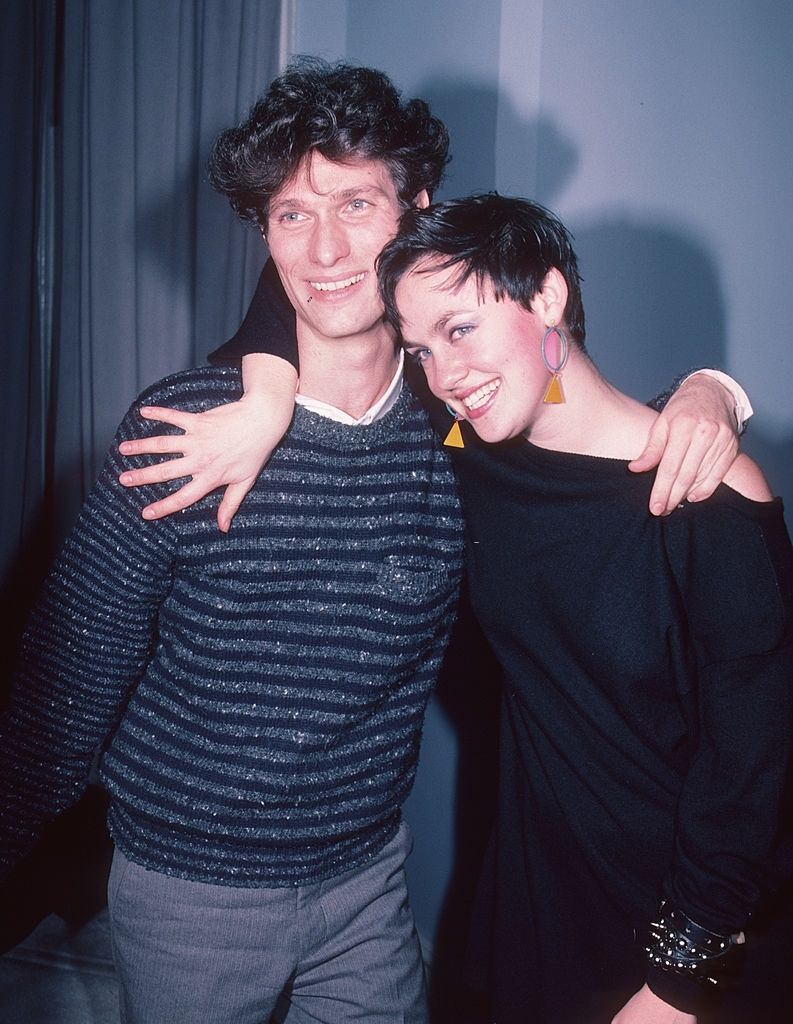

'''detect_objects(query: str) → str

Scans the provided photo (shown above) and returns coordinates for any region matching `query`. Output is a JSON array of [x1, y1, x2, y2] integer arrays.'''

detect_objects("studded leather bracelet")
[[645, 901, 744, 987]]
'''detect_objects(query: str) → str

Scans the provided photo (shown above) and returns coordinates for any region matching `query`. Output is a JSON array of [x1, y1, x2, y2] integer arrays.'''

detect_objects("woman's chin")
[[468, 420, 514, 445]]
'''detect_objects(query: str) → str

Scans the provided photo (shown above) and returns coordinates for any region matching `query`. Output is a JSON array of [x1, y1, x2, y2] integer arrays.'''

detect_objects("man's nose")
[[309, 217, 351, 266]]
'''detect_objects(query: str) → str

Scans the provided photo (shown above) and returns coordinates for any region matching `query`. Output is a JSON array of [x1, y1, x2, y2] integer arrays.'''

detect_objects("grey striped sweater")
[[0, 366, 464, 886]]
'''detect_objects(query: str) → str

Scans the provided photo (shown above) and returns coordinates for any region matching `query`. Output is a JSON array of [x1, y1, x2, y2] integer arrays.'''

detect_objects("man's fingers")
[[647, 467, 679, 515], [640, 417, 731, 515], [654, 453, 701, 513], [628, 417, 670, 475], [687, 439, 739, 502], [119, 458, 189, 487], [655, 421, 737, 511], [216, 480, 255, 533], [634, 421, 686, 515], [628, 443, 662, 475]]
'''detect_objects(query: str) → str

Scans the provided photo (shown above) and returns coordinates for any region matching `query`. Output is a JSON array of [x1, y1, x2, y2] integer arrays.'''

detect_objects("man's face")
[[266, 153, 410, 346]]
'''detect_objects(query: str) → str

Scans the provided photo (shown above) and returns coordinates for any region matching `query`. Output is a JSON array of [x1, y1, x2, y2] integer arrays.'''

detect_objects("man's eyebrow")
[[268, 196, 300, 215], [334, 185, 389, 201]]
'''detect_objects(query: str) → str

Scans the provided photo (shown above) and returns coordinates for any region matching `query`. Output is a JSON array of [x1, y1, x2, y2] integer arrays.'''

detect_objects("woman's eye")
[[450, 324, 474, 341], [408, 348, 432, 364]]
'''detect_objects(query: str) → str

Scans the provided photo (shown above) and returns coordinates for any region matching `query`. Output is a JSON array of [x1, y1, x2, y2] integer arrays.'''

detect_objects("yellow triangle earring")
[[541, 322, 569, 404], [443, 404, 465, 448]]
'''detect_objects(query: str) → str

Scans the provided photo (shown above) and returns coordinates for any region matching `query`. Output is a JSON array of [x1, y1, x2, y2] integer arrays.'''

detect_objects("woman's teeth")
[[463, 380, 500, 410]]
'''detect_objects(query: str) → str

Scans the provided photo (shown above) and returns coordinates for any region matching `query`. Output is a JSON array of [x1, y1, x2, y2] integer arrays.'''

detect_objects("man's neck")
[[295, 322, 401, 420]]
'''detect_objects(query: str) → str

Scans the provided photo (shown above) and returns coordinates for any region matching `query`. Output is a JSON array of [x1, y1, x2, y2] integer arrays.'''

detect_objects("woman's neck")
[[527, 349, 658, 460]]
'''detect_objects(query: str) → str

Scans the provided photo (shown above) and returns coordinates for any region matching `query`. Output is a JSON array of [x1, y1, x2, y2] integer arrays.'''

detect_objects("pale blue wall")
[[291, 0, 793, 963], [528, 1, 793, 513]]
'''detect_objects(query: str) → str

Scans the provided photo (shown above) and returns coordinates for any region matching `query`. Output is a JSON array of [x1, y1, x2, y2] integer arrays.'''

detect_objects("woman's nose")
[[434, 349, 468, 392]]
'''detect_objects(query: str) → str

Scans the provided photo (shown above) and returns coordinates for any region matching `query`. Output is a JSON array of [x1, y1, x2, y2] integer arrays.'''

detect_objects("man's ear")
[[413, 189, 430, 210], [535, 267, 569, 325]]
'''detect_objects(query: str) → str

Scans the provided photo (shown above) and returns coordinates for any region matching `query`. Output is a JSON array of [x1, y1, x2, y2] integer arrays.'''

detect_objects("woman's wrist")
[[241, 352, 298, 398], [644, 901, 744, 1011]]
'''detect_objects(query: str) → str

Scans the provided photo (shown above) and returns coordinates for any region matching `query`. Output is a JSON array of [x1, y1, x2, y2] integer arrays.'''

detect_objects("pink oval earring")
[[541, 322, 569, 404]]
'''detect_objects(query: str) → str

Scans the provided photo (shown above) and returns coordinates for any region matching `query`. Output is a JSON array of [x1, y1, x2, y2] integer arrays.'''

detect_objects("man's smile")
[[308, 272, 366, 293]]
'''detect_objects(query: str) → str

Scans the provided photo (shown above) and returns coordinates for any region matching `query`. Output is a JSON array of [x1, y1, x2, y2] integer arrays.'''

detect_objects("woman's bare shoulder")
[[723, 452, 775, 501]]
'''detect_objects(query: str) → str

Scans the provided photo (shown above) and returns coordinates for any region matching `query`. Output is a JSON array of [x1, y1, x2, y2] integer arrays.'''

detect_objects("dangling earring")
[[541, 322, 569, 404], [443, 403, 465, 448]]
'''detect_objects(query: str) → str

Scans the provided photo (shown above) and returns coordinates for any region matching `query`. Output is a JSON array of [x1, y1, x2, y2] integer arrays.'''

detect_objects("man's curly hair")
[[207, 57, 450, 228]]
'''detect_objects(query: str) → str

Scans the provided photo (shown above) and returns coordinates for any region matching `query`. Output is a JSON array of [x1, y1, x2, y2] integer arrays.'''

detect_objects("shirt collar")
[[294, 350, 405, 426]]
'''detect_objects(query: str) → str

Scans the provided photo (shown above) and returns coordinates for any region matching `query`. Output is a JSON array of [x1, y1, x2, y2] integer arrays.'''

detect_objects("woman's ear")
[[413, 189, 430, 210], [535, 267, 569, 325]]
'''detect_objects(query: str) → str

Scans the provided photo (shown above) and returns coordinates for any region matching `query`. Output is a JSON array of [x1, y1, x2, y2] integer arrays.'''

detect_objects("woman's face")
[[396, 263, 551, 443]]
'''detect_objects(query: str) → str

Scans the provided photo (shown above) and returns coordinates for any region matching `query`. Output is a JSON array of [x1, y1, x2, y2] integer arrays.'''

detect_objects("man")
[[2, 58, 743, 1024], [0, 59, 464, 1024]]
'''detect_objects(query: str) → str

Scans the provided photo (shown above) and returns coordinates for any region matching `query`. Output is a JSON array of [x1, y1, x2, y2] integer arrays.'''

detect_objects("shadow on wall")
[[416, 74, 729, 401], [493, 81, 728, 393], [414, 76, 499, 198], [419, 75, 581, 201], [574, 217, 726, 401]]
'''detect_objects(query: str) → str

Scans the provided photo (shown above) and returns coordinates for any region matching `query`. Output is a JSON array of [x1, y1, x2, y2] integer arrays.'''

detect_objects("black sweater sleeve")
[[209, 259, 299, 371], [647, 492, 793, 1011]]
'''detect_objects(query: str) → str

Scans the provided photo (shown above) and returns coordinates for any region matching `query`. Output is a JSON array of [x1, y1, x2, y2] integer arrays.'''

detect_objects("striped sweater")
[[0, 366, 464, 886]]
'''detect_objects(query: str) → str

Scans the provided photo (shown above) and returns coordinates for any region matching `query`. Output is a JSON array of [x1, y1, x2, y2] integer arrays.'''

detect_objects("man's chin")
[[299, 313, 390, 344]]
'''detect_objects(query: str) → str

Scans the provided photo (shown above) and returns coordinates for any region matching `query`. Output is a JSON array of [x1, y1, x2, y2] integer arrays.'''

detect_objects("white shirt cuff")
[[681, 369, 753, 433]]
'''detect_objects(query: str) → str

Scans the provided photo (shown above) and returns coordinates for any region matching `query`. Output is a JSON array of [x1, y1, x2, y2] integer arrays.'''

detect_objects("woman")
[[374, 194, 793, 1024]]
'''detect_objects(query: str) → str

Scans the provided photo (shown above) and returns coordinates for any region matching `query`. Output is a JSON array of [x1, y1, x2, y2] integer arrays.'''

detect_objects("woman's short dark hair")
[[378, 193, 586, 346], [207, 57, 450, 227]]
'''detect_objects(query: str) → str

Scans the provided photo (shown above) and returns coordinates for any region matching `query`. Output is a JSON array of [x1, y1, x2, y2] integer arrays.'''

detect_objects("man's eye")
[[450, 325, 474, 340], [280, 211, 305, 223], [348, 199, 370, 212]]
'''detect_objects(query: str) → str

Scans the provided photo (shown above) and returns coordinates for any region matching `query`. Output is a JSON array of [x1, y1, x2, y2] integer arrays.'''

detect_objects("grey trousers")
[[107, 822, 427, 1024]]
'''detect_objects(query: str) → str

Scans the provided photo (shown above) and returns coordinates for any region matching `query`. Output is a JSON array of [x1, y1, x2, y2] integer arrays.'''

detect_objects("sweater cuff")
[[646, 965, 715, 1015]]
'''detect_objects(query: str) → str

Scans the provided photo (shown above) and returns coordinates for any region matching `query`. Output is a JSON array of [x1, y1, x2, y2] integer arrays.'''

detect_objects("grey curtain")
[[2, 0, 283, 646], [1, 1, 57, 638]]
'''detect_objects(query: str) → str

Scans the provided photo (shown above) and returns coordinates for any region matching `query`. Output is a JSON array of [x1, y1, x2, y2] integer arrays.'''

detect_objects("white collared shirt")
[[295, 350, 405, 426]]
